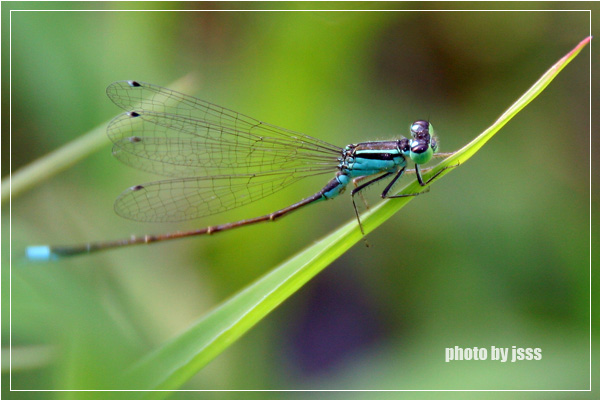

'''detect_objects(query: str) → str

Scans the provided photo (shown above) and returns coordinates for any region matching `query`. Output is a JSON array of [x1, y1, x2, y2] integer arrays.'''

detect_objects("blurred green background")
[[3, 2, 595, 396]]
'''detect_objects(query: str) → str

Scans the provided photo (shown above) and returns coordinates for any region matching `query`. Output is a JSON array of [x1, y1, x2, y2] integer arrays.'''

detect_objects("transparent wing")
[[114, 169, 332, 222], [107, 110, 341, 177], [106, 80, 345, 221], [106, 80, 342, 165]]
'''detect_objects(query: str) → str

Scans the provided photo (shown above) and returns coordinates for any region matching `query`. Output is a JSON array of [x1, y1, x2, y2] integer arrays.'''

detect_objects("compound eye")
[[431, 137, 438, 152], [409, 139, 434, 164], [410, 120, 429, 137], [411, 141, 429, 154]]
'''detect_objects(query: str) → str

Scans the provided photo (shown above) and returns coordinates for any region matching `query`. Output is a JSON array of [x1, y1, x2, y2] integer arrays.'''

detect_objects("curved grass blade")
[[123, 37, 591, 395]]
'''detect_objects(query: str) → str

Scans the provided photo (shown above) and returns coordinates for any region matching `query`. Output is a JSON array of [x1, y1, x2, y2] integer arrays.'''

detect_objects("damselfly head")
[[408, 120, 437, 164]]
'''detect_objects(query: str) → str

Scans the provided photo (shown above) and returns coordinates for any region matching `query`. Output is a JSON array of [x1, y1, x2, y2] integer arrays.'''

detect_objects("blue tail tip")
[[26, 246, 56, 261]]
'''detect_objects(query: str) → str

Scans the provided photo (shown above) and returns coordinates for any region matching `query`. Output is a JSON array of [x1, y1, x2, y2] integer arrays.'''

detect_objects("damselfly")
[[27, 81, 455, 260]]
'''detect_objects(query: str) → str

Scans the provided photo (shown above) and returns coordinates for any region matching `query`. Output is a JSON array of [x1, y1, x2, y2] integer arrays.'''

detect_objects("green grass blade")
[[124, 36, 591, 395], [2, 123, 108, 203], [2, 75, 199, 203]]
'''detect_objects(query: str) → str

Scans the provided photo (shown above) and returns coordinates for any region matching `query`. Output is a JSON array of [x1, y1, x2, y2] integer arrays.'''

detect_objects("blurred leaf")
[[2, 74, 200, 203]]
